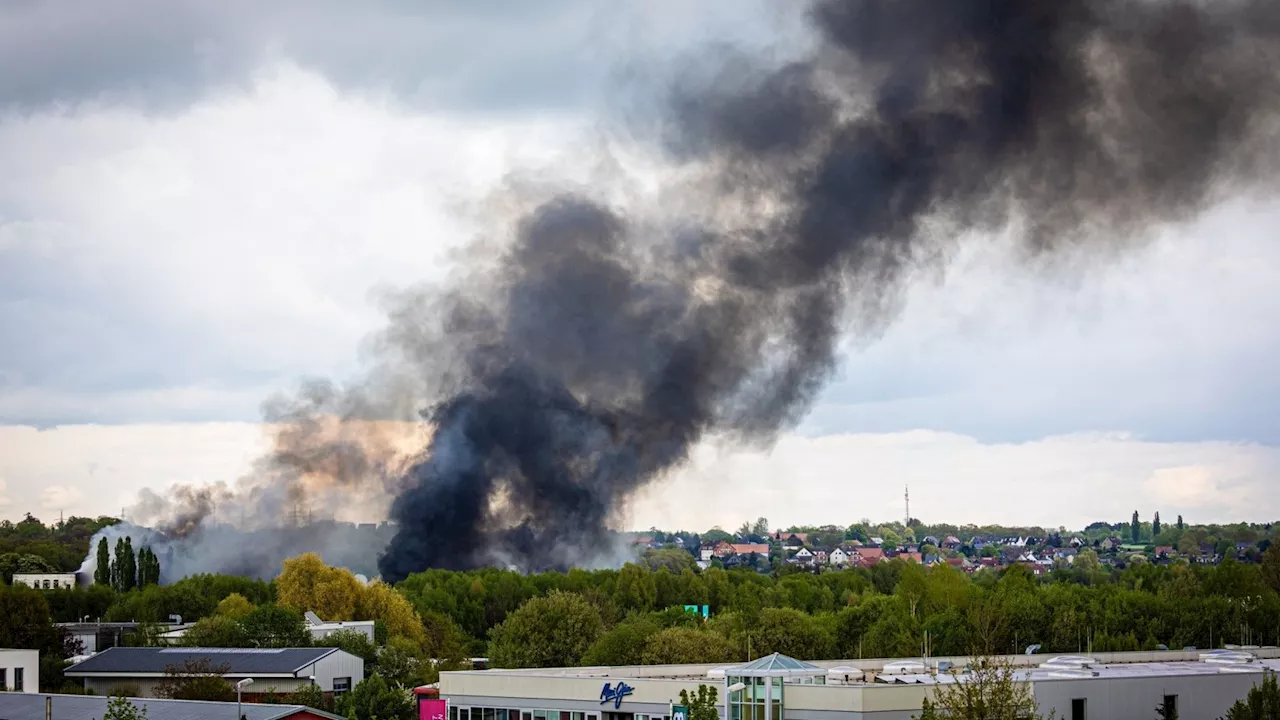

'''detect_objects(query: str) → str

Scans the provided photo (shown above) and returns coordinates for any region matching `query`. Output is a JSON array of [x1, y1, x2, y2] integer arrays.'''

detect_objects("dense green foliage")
[[0, 514, 117, 575], [680, 685, 719, 720], [335, 674, 414, 720], [101, 694, 149, 720], [398, 547, 1280, 668], [154, 659, 235, 702], [1221, 673, 1280, 720]]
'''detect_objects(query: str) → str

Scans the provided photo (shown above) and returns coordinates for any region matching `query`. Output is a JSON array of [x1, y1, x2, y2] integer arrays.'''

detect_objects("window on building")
[[0, 668, 7, 690], [1071, 698, 1086, 720], [333, 677, 351, 694], [1163, 695, 1177, 716], [12, 668, 22, 692], [53, 579, 60, 589], [42, 579, 50, 589]]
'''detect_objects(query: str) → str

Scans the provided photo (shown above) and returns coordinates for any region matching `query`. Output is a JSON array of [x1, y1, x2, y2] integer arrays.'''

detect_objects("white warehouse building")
[[439, 648, 1280, 720]]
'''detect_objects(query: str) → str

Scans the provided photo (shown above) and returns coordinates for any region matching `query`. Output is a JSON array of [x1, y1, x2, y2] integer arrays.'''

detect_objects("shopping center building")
[[438, 648, 1280, 720]]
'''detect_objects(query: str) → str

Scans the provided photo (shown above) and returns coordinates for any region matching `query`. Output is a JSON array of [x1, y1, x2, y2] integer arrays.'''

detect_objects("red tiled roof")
[[730, 543, 770, 556]]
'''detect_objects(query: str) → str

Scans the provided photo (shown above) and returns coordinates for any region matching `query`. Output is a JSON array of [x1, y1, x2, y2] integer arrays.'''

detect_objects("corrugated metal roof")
[[65, 647, 339, 675], [0, 692, 343, 720]]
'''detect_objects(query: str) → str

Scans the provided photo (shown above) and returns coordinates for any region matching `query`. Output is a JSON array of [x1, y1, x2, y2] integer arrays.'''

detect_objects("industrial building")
[[438, 648, 1280, 720], [64, 647, 363, 699], [11, 572, 80, 590], [0, 650, 37, 693], [0, 691, 344, 720]]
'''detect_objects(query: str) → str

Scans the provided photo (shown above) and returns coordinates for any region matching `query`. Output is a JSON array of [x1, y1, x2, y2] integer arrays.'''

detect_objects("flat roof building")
[[0, 691, 343, 720], [439, 649, 1280, 720], [65, 647, 364, 699]]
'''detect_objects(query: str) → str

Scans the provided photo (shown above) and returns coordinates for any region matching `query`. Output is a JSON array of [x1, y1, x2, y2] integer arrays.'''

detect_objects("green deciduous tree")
[[915, 658, 1049, 720], [181, 615, 250, 648], [215, 593, 255, 621], [286, 682, 329, 714], [1221, 672, 1280, 720], [641, 627, 738, 665], [582, 617, 662, 666], [335, 675, 414, 720], [154, 659, 235, 702], [680, 685, 720, 720], [614, 563, 658, 614], [317, 629, 378, 669], [241, 605, 310, 648], [101, 694, 148, 720], [489, 591, 604, 668]]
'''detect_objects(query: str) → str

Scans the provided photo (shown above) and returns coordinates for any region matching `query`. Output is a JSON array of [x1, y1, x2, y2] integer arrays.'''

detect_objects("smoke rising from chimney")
[[131, 0, 1280, 582]]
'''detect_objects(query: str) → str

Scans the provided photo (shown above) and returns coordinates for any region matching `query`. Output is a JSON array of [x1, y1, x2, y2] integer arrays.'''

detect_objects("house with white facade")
[[0, 650, 37, 693], [12, 572, 80, 590]]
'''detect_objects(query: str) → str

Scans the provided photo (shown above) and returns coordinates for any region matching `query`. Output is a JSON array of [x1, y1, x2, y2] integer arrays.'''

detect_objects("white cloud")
[[630, 430, 1280, 531], [0, 62, 589, 424], [1, 422, 1276, 529]]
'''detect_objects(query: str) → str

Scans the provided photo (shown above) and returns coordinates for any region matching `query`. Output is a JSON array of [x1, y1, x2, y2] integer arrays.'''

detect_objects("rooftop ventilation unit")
[[825, 666, 865, 683], [1200, 650, 1255, 665], [881, 661, 928, 675], [1040, 656, 1097, 669]]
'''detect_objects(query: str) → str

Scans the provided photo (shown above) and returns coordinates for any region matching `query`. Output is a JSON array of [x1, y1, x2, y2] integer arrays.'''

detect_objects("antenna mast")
[[905, 485, 910, 527]]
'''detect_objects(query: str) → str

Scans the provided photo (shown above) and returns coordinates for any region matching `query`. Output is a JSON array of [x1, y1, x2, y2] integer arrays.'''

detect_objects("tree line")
[[397, 546, 1280, 668], [94, 537, 161, 591]]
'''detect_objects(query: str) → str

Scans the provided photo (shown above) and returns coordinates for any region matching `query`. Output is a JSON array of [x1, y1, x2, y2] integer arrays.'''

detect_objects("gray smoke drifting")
[[376, 0, 1280, 581], [128, 0, 1280, 582]]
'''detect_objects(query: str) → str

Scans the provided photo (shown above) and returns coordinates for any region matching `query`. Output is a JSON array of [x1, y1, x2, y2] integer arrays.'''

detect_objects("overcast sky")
[[2, 1, 1279, 530]]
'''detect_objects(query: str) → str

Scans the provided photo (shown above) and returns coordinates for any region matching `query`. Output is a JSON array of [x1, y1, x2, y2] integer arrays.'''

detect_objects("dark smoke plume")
[[125, 0, 1280, 583], [376, 0, 1280, 581]]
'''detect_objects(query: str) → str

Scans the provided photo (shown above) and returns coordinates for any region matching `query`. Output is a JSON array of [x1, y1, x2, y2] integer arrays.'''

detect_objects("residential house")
[[920, 536, 940, 547], [792, 547, 814, 564], [812, 549, 829, 565], [829, 547, 851, 567], [0, 650, 37, 692], [942, 536, 962, 550], [699, 543, 716, 562], [853, 547, 885, 567], [897, 552, 923, 564], [1054, 548, 1078, 563], [712, 541, 737, 558], [772, 532, 809, 547], [1069, 536, 1086, 547], [12, 573, 79, 590], [1153, 546, 1175, 559], [729, 543, 770, 558], [945, 556, 972, 571], [869, 537, 884, 546]]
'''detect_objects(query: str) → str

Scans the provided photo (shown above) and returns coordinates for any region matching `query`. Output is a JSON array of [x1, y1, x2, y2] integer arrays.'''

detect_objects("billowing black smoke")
[[377, 0, 1280, 580]]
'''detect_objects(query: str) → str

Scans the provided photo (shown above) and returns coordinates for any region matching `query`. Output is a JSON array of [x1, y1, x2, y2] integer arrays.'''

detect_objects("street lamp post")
[[236, 678, 254, 719]]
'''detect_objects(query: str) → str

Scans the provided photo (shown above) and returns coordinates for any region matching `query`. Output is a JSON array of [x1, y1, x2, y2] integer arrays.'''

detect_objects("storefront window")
[[728, 675, 784, 720]]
